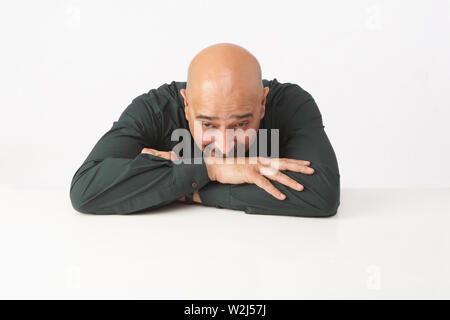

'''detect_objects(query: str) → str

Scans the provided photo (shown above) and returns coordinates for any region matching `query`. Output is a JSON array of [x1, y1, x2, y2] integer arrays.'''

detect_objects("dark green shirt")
[[70, 78, 340, 217]]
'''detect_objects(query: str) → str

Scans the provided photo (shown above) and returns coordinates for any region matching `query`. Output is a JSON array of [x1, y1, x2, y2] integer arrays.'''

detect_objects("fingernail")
[[297, 184, 303, 190], [279, 193, 286, 200]]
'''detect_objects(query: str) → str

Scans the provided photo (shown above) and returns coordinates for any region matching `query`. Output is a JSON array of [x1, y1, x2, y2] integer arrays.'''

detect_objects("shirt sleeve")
[[198, 85, 340, 217], [70, 95, 211, 214]]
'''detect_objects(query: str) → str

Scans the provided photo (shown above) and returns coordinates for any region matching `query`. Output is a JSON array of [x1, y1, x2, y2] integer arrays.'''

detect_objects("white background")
[[1, 0, 449, 189], [1, 0, 449, 300]]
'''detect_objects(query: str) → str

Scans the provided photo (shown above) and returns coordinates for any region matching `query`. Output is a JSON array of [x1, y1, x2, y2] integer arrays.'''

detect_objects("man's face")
[[180, 86, 269, 158]]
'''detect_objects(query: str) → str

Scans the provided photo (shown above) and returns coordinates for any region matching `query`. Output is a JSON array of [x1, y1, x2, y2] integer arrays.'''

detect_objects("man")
[[70, 43, 340, 217]]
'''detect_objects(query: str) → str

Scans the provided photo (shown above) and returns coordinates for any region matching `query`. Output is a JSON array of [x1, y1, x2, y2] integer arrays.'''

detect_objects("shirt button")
[[191, 182, 198, 189]]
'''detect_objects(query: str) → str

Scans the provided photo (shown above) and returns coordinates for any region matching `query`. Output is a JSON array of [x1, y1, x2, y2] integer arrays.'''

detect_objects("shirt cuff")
[[172, 157, 211, 197], [198, 182, 231, 208]]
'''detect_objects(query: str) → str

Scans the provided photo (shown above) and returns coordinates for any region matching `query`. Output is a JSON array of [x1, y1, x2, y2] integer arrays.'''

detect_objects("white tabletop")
[[0, 186, 449, 299]]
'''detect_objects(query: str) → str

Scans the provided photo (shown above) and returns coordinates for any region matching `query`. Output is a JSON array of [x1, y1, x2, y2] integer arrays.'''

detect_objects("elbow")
[[289, 168, 341, 217], [70, 174, 101, 215], [312, 173, 341, 217], [291, 186, 339, 218], [315, 185, 340, 217], [70, 184, 93, 214], [70, 189, 106, 215], [69, 161, 113, 215], [310, 164, 341, 217], [70, 182, 110, 214]]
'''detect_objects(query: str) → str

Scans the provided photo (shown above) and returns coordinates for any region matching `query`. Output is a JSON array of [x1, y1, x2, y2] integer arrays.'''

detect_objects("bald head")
[[185, 43, 264, 105], [180, 43, 270, 157]]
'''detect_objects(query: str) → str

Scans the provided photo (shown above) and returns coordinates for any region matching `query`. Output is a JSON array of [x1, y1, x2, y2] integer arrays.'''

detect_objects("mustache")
[[203, 142, 247, 158]]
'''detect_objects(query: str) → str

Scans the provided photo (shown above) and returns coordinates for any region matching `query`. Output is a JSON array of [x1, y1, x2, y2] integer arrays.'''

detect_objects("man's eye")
[[235, 122, 248, 128], [202, 123, 213, 128]]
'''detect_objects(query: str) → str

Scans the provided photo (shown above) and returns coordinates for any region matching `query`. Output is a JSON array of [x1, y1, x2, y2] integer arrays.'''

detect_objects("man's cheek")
[[202, 129, 216, 146]]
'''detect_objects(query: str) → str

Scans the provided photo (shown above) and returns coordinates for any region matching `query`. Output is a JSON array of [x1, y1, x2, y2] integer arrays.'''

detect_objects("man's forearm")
[[195, 161, 339, 217], [71, 153, 211, 214]]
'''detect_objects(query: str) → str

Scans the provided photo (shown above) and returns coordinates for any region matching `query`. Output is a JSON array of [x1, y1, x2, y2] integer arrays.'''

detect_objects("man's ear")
[[260, 87, 269, 120], [180, 89, 189, 120], [180, 89, 187, 107]]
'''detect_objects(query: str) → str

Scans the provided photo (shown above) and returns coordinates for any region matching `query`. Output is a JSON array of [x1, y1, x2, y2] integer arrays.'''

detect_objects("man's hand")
[[174, 192, 201, 203], [205, 157, 314, 200], [140, 148, 313, 202], [141, 147, 179, 161]]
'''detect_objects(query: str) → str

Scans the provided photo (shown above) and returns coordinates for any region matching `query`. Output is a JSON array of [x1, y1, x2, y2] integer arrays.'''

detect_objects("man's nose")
[[214, 130, 236, 156]]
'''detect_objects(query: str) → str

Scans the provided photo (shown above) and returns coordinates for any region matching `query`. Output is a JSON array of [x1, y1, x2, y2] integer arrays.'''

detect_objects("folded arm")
[[197, 87, 340, 217], [70, 97, 210, 214]]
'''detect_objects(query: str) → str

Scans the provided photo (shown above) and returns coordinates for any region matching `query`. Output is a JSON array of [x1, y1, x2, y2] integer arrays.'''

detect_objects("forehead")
[[187, 75, 261, 119], [193, 103, 255, 120], [191, 92, 258, 120]]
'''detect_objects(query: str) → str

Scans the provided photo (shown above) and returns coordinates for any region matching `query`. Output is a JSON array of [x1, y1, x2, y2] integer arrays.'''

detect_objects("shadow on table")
[[126, 201, 200, 216]]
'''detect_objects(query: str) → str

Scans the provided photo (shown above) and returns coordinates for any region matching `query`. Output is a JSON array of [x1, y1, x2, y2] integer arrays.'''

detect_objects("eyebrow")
[[195, 113, 253, 121]]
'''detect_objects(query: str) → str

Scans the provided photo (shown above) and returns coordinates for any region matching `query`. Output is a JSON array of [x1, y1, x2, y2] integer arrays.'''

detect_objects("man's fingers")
[[258, 157, 313, 174], [285, 158, 310, 167], [284, 162, 314, 174], [141, 148, 161, 157], [169, 150, 179, 161], [141, 147, 153, 154], [141, 148, 178, 161], [259, 157, 309, 166], [258, 157, 314, 176], [252, 174, 286, 200], [265, 171, 304, 192], [273, 159, 314, 174], [156, 151, 172, 160]]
